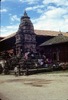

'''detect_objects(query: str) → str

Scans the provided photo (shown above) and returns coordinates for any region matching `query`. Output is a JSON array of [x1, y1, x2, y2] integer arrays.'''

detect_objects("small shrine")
[[15, 11, 36, 55]]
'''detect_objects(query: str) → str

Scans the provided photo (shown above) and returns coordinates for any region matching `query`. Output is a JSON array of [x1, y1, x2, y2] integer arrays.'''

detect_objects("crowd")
[[13, 51, 52, 76], [0, 51, 68, 76]]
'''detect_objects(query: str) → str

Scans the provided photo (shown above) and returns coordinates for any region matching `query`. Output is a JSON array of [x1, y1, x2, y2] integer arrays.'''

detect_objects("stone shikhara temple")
[[15, 11, 36, 55]]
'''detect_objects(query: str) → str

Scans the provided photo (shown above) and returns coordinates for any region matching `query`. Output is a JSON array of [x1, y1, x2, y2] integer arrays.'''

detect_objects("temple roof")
[[40, 34, 68, 46], [0, 30, 68, 42], [0, 37, 4, 40], [35, 30, 68, 36]]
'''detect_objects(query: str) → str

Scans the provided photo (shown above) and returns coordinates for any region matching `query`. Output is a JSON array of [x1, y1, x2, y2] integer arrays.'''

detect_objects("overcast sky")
[[0, 0, 68, 36]]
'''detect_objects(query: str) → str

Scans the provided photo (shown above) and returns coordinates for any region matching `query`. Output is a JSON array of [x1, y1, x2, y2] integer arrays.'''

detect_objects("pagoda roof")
[[35, 30, 68, 36], [40, 34, 68, 46]]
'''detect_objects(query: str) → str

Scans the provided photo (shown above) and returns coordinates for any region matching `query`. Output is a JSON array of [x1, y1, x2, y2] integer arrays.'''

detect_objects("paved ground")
[[0, 71, 68, 100]]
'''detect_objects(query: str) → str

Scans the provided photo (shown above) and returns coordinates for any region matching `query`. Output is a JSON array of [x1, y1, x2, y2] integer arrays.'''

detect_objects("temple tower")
[[15, 11, 36, 55]]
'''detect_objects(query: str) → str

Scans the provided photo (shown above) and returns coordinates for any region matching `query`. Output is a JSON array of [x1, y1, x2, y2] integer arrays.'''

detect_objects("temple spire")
[[21, 10, 30, 19], [24, 10, 28, 16]]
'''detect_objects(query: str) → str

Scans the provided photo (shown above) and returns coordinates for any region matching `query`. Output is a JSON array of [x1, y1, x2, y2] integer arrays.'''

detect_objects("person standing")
[[14, 66, 18, 76]]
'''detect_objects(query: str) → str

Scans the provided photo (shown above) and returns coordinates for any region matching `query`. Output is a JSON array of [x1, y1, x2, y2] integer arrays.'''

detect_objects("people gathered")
[[4, 52, 51, 75]]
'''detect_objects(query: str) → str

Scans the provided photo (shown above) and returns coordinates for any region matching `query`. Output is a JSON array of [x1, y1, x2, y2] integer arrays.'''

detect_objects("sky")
[[0, 0, 68, 37]]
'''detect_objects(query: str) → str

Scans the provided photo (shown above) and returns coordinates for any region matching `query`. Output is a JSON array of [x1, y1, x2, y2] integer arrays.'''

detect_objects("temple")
[[15, 11, 36, 55], [0, 11, 68, 63]]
